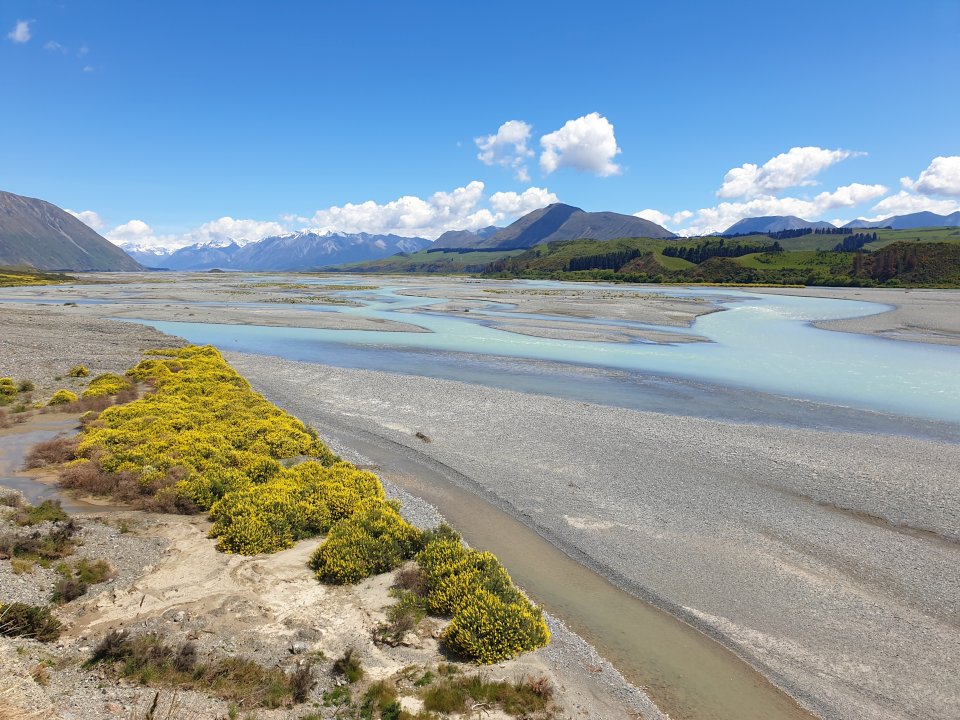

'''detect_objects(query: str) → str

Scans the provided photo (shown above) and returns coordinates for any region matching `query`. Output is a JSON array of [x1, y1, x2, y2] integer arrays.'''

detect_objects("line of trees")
[[833, 232, 878, 252], [566, 248, 643, 272], [662, 239, 782, 264]]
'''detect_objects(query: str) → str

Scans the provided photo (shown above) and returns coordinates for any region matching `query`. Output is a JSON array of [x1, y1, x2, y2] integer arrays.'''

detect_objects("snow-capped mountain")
[[120, 231, 430, 270]]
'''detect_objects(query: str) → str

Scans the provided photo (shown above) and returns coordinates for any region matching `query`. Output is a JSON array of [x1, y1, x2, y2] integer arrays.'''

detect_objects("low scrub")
[[14, 499, 70, 526], [66, 365, 90, 378], [87, 630, 311, 709], [52, 558, 114, 604], [0, 602, 62, 642], [24, 436, 79, 468]]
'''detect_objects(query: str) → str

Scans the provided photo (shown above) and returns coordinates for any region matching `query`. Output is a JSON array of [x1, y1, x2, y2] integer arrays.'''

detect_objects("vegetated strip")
[[59, 345, 550, 663]]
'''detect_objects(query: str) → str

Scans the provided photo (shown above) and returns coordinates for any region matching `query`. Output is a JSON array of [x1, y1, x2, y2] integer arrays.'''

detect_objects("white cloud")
[[106, 216, 284, 251], [475, 120, 534, 181], [489, 187, 558, 216], [188, 217, 285, 246], [307, 181, 508, 239], [717, 146, 860, 199], [106, 220, 171, 249], [673, 182, 889, 236], [901, 156, 960, 198], [540, 112, 621, 177], [7, 20, 32, 43], [633, 209, 693, 230], [866, 191, 959, 219], [65, 209, 106, 230], [44, 40, 67, 53]]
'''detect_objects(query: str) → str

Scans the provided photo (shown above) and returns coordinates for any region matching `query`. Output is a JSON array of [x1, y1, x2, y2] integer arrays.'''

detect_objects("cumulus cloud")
[[666, 182, 888, 236], [476, 120, 534, 181], [106, 216, 284, 251], [65, 209, 106, 230], [489, 187, 558, 216], [540, 112, 621, 177], [306, 181, 557, 239], [633, 209, 694, 230], [106, 220, 171, 249], [7, 20, 32, 43], [866, 191, 959, 219], [717, 146, 860, 199], [901, 156, 960, 198]]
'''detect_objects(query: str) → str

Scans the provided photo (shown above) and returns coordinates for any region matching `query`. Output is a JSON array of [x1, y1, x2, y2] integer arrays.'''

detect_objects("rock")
[[290, 641, 309, 654]]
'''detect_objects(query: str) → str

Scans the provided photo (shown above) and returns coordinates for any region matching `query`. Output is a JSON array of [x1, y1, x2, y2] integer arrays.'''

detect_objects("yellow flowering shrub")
[[310, 500, 422, 584], [440, 588, 552, 664], [416, 532, 550, 663], [0, 377, 16, 398], [66, 365, 90, 378], [81, 373, 132, 398], [48, 389, 78, 406]]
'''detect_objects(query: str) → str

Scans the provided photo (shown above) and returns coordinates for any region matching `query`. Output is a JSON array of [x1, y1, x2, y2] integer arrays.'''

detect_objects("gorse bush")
[[66, 365, 90, 378], [81, 373, 132, 398], [416, 530, 550, 663], [310, 499, 422, 584], [47, 389, 77, 406], [70, 346, 549, 663], [73, 345, 339, 525]]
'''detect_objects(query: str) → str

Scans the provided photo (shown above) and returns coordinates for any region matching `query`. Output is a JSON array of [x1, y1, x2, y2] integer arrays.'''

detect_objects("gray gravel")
[[226, 352, 960, 720]]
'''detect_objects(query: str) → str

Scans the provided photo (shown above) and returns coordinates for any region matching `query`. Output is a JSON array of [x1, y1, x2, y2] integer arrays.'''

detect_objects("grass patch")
[[421, 673, 554, 717], [87, 630, 311, 709], [332, 647, 364, 684]]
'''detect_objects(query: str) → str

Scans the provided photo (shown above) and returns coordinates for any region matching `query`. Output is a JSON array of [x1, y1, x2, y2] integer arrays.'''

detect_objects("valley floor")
[[2, 281, 959, 720]]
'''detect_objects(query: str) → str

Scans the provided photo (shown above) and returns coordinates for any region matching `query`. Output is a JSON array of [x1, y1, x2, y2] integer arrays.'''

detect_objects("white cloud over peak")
[[106, 217, 284, 251], [489, 187, 558, 216], [633, 209, 693, 229], [901, 156, 960, 198], [867, 191, 959, 219], [65, 209, 106, 231], [102, 182, 560, 251], [7, 20, 32, 43], [106, 220, 171, 250], [540, 112, 622, 177], [649, 182, 888, 236], [717, 146, 860, 199], [475, 120, 534, 181]]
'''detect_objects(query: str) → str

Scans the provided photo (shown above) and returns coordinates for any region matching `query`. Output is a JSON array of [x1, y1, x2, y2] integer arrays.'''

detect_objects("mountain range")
[[724, 211, 960, 235], [122, 231, 430, 270], [0, 190, 143, 271]]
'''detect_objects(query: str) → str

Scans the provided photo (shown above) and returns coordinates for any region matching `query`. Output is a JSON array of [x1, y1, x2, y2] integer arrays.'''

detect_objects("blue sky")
[[2, 1, 958, 246]]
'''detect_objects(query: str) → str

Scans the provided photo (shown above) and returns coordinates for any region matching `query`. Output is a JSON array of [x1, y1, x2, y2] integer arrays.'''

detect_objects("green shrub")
[[66, 365, 90, 377], [0, 602, 62, 642], [47, 389, 78, 406], [16, 499, 70, 526], [17, 379, 35, 393]]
